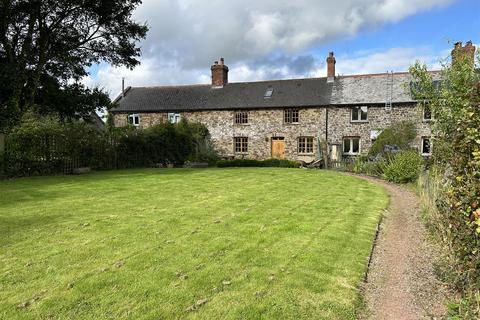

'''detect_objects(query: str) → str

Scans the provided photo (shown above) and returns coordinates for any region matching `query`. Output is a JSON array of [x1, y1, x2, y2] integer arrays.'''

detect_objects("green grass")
[[0, 168, 388, 319]]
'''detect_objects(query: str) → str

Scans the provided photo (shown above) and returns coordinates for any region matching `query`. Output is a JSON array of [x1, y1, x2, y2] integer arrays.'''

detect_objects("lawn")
[[0, 168, 388, 319]]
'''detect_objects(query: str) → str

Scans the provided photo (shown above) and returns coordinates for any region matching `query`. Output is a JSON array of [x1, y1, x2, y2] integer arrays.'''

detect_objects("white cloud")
[[83, 0, 457, 97]]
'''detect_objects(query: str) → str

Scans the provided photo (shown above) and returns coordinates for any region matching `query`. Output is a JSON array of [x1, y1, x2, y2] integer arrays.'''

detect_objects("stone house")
[[110, 42, 476, 162]]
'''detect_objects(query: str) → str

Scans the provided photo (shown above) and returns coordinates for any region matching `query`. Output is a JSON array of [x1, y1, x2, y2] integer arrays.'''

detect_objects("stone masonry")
[[113, 104, 431, 162]]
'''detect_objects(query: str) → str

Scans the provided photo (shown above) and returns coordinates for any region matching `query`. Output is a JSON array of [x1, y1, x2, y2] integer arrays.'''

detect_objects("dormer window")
[[351, 106, 368, 122], [128, 113, 140, 126], [264, 87, 274, 99]]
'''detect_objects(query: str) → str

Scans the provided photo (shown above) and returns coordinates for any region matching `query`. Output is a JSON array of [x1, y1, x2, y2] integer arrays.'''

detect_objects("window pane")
[[352, 138, 360, 153], [343, 139, 350, 153], [352, 107, 359, 121], [292, 109, 299, 123], [423, 106, 432, 120], [360, 106, 368, 121], [306, 137, 313, 153], [284, 109, 290, 123], [422, 138, 430, 154]]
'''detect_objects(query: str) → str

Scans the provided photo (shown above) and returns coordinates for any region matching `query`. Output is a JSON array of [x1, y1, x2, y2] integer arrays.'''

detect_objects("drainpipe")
[[325, 106, 329, 169]]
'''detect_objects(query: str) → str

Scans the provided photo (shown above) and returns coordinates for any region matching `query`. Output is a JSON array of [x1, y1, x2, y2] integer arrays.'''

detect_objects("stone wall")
[[327, 103, 432, 155], [113, 112, 167, 129], [184, 108, 326, 162], [113, 104, 432, 161]]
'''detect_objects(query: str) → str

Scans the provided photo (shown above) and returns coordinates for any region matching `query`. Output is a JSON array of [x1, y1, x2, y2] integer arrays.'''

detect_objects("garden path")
[[356, 175, 449, 320]]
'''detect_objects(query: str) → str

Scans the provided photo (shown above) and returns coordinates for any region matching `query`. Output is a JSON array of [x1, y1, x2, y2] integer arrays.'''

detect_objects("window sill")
[[344, 153, 360, 156], [421, 153, 432, 157], [235, 152, 249, 155], [234, 123, 250, 126], [298, 153, 315, 156], [284, 122, 300, 125], [350, 120, 369, 123]]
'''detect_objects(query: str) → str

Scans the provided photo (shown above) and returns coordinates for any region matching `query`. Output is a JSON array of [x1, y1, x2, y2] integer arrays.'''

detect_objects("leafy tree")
[[0, 0, 148, 131], [410, 45, 480, 317], [368, 121, 417, 157]]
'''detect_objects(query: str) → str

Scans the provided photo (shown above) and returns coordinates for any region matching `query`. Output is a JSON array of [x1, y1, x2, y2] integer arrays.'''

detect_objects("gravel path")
[[356, 175, 449, 320]]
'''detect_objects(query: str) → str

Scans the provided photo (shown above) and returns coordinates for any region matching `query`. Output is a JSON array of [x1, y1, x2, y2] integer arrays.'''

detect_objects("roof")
[[331, 71, 442, 105], [110, 71, 441, 113]]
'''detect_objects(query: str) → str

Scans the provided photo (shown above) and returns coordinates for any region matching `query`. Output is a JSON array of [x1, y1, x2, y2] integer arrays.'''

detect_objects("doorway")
[[271, 137, 285, 159]]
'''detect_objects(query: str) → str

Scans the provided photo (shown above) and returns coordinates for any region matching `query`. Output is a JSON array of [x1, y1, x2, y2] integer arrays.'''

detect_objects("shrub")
[[383, 150, 423, 183], [369, 121, 417, 157], [353, 156, 387, 177], [2, 114, 216, 176], [410, 48, 480, 317], [216, 159, 300, 168]]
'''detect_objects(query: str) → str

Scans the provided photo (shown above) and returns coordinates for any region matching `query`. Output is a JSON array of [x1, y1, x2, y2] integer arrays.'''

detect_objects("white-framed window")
[[343, 137, 360, 155], [298, 136, 314, 154], [423, 104, 432, 122], [284, 108, 299, 124], [234, 137, 248, 153], [421, 137, 432, 156], [128, 113, 140, 126], [351, 106, 368, 122], [168, 113, 181, 124], [234, 111, 249, 124]]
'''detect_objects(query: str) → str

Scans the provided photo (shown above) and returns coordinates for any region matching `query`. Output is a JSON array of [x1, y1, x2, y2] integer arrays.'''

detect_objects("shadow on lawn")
[[0, 213, 64, 246]]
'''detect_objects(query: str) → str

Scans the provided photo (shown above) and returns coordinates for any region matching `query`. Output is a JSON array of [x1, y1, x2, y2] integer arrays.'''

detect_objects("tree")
[[410, 43, 480, 317], [0, 0, 148, 131]]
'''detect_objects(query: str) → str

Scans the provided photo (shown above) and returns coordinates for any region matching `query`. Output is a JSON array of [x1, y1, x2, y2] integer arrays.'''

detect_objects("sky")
[[82, 0, 480, 98]]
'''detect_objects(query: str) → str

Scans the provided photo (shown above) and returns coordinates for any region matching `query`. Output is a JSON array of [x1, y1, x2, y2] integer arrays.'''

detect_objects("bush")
[[410, 50, 480, 317], [352, 155, 387, 177], [216, 159, 300, 168], [369, 121, 417, 157], [2, 114, 216, 177], [383, 150, 424, 183]]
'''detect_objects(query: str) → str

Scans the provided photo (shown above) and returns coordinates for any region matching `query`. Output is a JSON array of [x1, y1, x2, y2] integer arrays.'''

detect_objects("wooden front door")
[[271, 137, 285, 159]]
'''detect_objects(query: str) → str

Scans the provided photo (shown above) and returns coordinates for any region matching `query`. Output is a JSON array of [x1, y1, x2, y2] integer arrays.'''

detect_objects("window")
[[264, 87, 274, 98], [284, 109, 299, 124], [234, 111, 249, 124], [423, 104, 432, 121], [351, 106, 368, 122], [234, 137, 248, 153], [168, 113, 181, 124], [298, 137, 314, 154], [422, 137, 431, 155], [343, 137, 360, 155], [128, 114, 140, 126]]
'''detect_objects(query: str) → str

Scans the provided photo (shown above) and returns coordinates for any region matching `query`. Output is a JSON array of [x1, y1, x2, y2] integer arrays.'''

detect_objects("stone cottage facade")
[[110, 42, 476, 163]]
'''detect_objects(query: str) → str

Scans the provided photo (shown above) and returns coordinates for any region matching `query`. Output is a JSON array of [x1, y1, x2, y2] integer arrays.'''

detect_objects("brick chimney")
[[211, 58, 229, 88], [451, 41, 476, 68], [326, 52, 336, 83]]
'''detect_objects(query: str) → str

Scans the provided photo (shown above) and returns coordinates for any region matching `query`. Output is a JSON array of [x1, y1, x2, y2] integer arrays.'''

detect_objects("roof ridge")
[[338, 70, 441, 79], [132, 84, 211, 89]]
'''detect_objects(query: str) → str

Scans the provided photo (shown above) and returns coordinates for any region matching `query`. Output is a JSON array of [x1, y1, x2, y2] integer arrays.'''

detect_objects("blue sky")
[[324, 0, 479, 56], [84, 0, 479, 98]]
